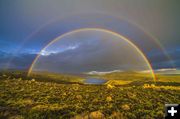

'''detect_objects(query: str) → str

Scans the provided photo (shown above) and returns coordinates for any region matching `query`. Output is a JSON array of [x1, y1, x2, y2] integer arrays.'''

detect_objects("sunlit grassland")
[[0, 70, 180, 119], [102, 72, 153, 86], [29, 71, 84, 84], [155, 74, 180, 82]]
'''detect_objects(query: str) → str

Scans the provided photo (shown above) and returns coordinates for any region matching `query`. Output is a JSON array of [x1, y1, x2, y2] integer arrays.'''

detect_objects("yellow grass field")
[[0, 71, 179, 119]]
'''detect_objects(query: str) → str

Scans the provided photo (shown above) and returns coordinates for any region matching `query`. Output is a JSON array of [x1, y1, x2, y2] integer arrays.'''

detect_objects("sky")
[[0, 0, 179, 73]]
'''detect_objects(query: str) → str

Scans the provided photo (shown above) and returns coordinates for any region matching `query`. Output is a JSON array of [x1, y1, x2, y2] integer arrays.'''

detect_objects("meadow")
[[0, 70, 180, 119]]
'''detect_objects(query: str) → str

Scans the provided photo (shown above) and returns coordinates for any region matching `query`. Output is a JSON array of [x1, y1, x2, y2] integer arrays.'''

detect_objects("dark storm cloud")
[[148, 48, 180, 69], [0, 47, 179, 72], [0, 0, 179, 70], [33, 39, 180, 73], [0, 51, 36, 70], [31, 30, 157, 74]]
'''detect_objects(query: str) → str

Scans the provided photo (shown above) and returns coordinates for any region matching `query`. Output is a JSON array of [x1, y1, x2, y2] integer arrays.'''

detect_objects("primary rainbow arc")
[[28, 28, 156, 82]]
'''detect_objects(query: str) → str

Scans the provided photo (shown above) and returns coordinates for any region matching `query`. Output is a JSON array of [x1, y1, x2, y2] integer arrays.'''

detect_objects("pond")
[[84, 78, 107, 84]]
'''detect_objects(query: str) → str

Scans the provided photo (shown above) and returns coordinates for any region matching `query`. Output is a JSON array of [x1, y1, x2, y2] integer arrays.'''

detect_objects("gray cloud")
[[0, 0, 179, 72]]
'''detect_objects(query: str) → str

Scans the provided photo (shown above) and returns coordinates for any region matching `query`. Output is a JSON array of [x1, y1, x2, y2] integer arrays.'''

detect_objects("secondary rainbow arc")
[[5, 14, 174, 71]]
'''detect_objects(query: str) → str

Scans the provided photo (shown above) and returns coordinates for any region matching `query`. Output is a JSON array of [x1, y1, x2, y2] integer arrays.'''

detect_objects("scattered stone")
[[110, 111, 124, 119], [106, 84, 114, 89], [76, 95, 82, 100], [121, 104, 130, 111], [89, 111, 105, 119], [106, 96, 112, 102], [31, 79, 36, 82], [18, 78, 22, 81]]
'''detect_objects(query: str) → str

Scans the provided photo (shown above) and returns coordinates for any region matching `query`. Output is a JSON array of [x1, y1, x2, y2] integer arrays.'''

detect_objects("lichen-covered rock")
[[89, 111, 105, 119]]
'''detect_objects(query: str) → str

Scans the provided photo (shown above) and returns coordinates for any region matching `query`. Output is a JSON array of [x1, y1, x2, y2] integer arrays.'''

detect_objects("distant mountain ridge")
[[154, 68, 180, 74], [141, 68, 180, 74], [86, 68, 180, 75]]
